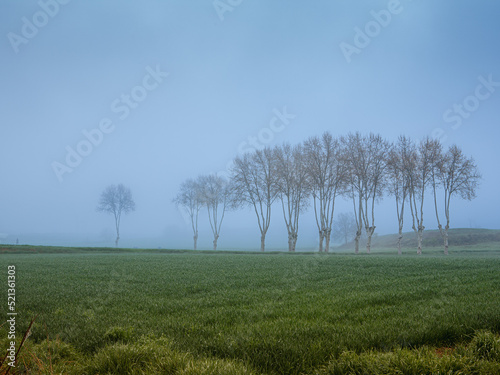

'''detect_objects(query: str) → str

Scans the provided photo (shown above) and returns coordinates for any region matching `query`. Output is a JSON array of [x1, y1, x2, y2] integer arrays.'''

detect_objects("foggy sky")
[[1, 0, 499, 249]]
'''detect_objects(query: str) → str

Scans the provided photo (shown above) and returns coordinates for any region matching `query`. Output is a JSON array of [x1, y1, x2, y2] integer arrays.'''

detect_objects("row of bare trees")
[[172, 175, 236, 251], [386, 137, 481, 255], [174, 132, 480, 254]]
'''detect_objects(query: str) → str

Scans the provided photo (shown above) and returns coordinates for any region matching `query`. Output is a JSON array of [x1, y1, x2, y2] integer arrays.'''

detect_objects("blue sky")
[[0, 0, 499, 249]]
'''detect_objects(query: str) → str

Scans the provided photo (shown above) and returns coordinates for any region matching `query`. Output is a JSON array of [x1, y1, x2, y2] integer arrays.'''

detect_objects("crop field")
[[1, 248, 500, 374]]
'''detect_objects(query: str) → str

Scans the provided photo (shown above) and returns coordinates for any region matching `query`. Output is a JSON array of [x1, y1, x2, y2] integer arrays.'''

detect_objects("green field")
[[1, 248, 500, 374]]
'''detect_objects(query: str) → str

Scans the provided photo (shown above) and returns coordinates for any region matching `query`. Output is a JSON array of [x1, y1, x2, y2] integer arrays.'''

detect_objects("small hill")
[[336, 228, 500, 251]]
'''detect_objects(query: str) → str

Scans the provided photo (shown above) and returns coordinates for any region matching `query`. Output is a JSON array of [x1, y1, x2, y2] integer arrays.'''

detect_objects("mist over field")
[[1, 1, 499, 250]]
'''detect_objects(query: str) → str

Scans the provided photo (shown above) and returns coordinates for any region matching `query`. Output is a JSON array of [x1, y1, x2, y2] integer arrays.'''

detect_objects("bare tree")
[[432, 144, 481, 255], [231, 148, 277, 251], [198, 174, 235, 250], [304, 132, 346, 252], [273, 143, 311, 251], [97, 183, 136, 247], [361, 134, 388, 253], [173, 178, 203, 250], [333, 212, 357, 245], [407, 137, 442, 254], [343, 133, 388, 254], [343, 133, 364, 254], [386, 136, 412, 254]]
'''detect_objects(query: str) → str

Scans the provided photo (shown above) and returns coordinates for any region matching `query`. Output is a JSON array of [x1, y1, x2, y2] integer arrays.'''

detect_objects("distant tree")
[[231, 148, 278, 251], [303, 132, 347, 252], [343, 132, 388, 253], [407, 137, 442, 254], [432, 144, 481, 255], [273, 143, 311, 251], [333, 212, 357, 245], [97, 184, 136, 247], [173, 178, 203, 250], [387, 136, 413, 254], [198, 174, 236, 250]]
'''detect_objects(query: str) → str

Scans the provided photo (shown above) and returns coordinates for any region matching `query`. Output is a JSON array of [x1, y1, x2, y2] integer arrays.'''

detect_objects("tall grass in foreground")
[[1, 331, 500, 374], [0, 317, 36, 375], [1, 251, 499, 374], [314, 330, 500, 374]]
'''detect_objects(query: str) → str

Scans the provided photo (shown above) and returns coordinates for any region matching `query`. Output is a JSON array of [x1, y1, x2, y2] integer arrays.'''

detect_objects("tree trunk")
[[213, 235, 219, 251], [115, 217, 120, 247], [324, 229, 331, 253], [318, 230, 324, 252], [354, 230, 361, 254], [288, 232, 297, 252], [260, 233, 266, 252], [443, 225, 449, 255], [193, 233, 198, 251], [443, 233, 449, 255], [397, 229, 403, 255], [366, 226, 375, 254], [417, 225, 424, 255], [115, 226, 120, 247], [438, 224, 449, 255]]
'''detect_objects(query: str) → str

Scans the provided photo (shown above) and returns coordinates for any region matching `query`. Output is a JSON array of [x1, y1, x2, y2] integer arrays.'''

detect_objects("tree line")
[[173, 132, 481, 254]]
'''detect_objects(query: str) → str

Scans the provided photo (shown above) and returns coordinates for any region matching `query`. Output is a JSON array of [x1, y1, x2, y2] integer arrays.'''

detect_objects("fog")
[[1, 1, 499, 249]]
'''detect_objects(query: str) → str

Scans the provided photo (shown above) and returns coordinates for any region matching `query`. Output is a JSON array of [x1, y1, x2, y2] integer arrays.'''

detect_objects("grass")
[[312, 332, 500, 374], [1, 248, 500, 374]]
